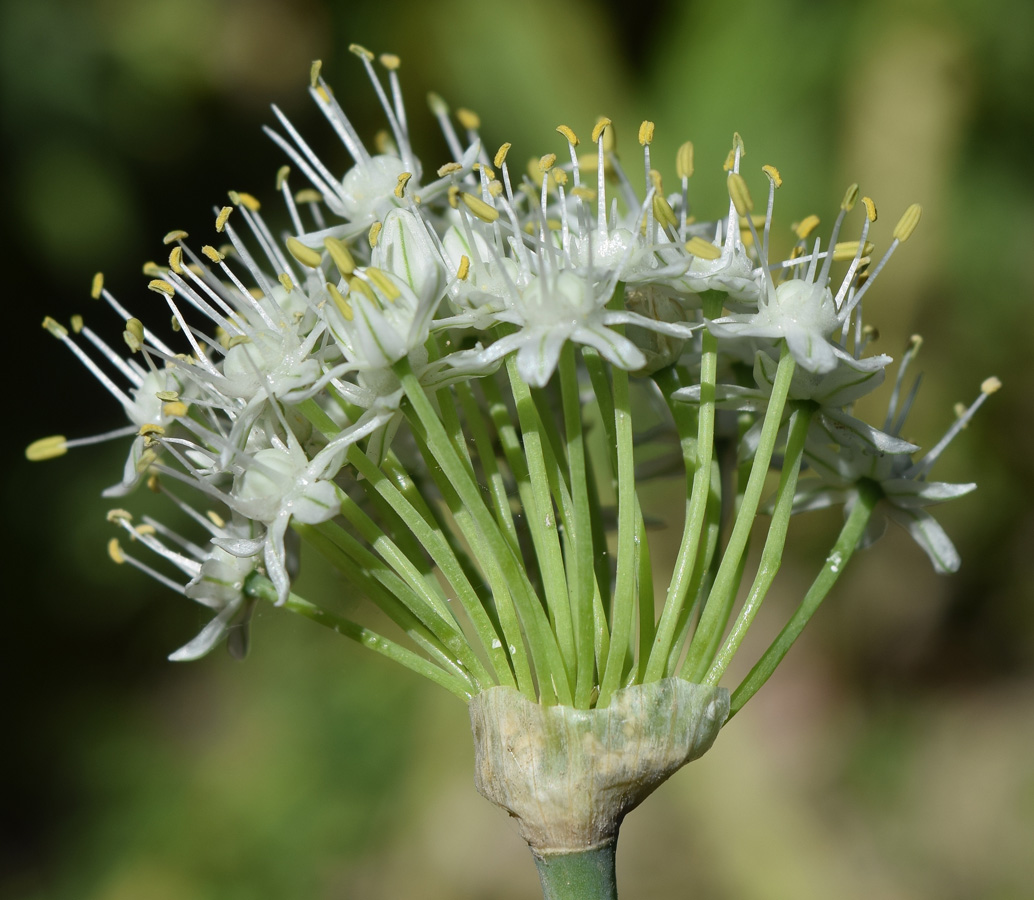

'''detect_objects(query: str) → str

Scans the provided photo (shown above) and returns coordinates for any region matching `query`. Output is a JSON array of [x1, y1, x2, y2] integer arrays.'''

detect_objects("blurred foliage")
[[2, 0, 1032, 896]]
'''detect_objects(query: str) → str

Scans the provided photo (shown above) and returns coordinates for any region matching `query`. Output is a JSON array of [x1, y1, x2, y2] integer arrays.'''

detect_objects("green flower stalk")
[[28, 46, 998, 899]]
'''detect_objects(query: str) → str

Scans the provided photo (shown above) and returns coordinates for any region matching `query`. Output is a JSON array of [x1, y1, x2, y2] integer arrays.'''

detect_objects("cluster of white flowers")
[[29, 46, 995, 683]]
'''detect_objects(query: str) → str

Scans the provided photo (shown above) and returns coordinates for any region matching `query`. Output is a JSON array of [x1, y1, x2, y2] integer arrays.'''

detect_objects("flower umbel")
[[28, 48, 997, 900]]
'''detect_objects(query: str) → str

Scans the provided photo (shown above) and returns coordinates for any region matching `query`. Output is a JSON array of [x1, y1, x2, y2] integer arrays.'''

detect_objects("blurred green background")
[[3, 0, 1033, 897]]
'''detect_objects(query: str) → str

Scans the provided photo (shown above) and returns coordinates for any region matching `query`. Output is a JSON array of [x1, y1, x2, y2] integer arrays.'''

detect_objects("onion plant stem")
[[396, 359, 572, 704], [644, 293, 723, 682], [681, 345, 796, 682], [597, 358, 637, 708], [244, 574, 473, 700], [704, 403, 814, 685], [729, 479, 880, 714], [507, 357, 577, 679]]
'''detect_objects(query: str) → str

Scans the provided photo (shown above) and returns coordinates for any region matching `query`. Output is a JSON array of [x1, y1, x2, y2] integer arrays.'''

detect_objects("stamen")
[[163, 230, 189, 245], [91, 272, 104, 299]]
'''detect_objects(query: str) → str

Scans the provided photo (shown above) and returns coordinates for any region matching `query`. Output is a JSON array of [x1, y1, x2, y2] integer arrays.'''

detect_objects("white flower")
[[793, 345, 1000, 573]]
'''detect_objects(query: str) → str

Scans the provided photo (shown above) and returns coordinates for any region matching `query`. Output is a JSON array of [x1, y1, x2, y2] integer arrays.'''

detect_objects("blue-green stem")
[[533, 845, 618, 900], [729, 478, 880, 714], [704, 403, 815, 685], [681, 345, 796, 681], [244, 573, 472, 700]]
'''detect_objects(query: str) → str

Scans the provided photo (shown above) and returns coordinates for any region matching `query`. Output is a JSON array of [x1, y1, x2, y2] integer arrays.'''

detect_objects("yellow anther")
[[206, 510, 226, 528], [276, 165, 291, 190], [861, 196, 877, 222], [138, 423, 165, 445], [278, 272, 295, 293], [368, 221, 382, 247], [134, 523, 156, 537], [494, 142, 512, 168], [456, 108, 480, 130], [349, 43, 374, 61], [427, 92, 449, 116], [108, 538, 125, 565], [170, 316, 181, 332], [840, 183, 859, 212], [457, 255, 470, 281], [201, 245, 224, 263], [727, 172, 753, 215], [42, 316, 68, 338], [833, 240, 875, 261], [638, 120, 655, 145], [394, 171, 412, 199], [538, 153, 557, 173], [327, 283, 354, 321], [67, 315, 83, 335], [147, 473, 161, 492], [460, 191, 499, 223], [794, 214, 821, 240], [365, 266, 401, 300], [591, 117, 612, 143], [685, 236, 722, 260], [571, 186, 596, 202], [156, 389, 178, 403], [348, 274, 377, 302], [231, 191, 261, 211], [26, 435, 68, 461], [723, 133, 746, 171], [653, 193, 678, 229], [487, 180, 503, 197], [437, 162, 463, 177], [91, 272, 104, 299], [556, 125, 579, 146], [676, 141, 694, 179], [473, 162, 495, 180], [323, 237, 355, 276], [286, 236, 323, 269], [893, 203, 922, 242], [124, 318, 145, 352], [215, 206, 233, 232], [294, 189, 322, 205], [142, 262, 163, 277], [380, 53, 400, 70], [225, 333, 250, 349], [148, 279, 175, 296], [908, 334, 923, 352], [552, 168, 568, 187], [168, 246, 184, 274], [106, 509, 132, 524], [981, 376, 1002, 395], [162, 229, 188, 245], [862, 324, 880, 342], [648, 169, 663, 192], [762, 164, 782, 187], [310, 59, 323, 87]]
